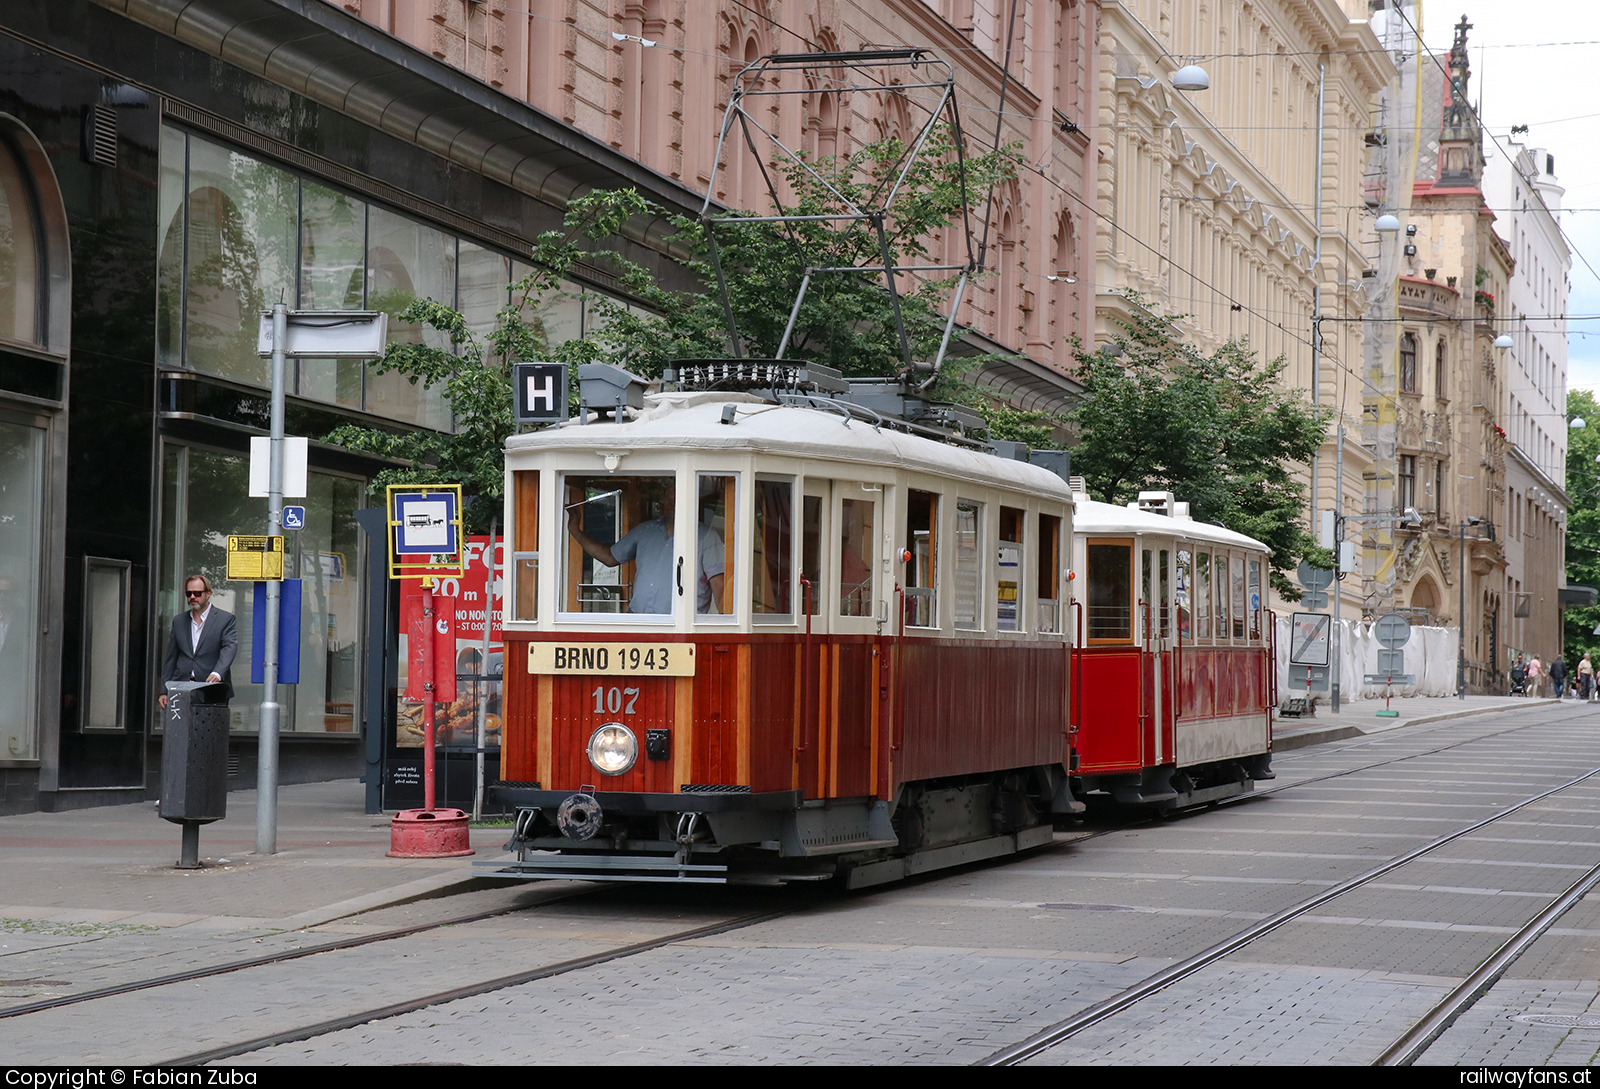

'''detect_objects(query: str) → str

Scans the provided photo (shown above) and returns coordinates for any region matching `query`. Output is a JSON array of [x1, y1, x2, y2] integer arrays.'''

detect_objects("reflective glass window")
[[905, 490, 938, 627], [953, 500, 983, 630], [753, 477, 794, 619]]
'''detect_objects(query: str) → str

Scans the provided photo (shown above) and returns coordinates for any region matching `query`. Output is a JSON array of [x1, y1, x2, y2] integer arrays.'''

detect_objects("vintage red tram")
[[482, 383, 1082, 887], [479, 377, 1276, 887], [1069, 493, 1276, 807]]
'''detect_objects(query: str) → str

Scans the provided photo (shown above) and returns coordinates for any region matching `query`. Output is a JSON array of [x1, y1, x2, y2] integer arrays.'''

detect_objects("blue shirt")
[[610, 518, 726, 614]]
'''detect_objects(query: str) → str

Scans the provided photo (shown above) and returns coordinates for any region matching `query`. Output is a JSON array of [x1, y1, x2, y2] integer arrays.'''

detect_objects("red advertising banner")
[[396, 536, 503, 750]]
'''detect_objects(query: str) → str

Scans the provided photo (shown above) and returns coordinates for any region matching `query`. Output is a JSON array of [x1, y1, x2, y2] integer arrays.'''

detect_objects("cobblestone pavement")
[[5, 701, 1599, 1065]]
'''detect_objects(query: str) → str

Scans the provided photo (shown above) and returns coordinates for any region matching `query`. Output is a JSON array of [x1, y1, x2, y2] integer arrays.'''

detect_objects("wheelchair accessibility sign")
[[282, 505, 306, 530]]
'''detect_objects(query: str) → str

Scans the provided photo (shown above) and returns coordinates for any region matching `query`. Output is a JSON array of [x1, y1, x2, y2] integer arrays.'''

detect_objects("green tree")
[[1066, 307, 1332, 594], [1564, 388, 1600, 661], [327, 136, 1017, 530]]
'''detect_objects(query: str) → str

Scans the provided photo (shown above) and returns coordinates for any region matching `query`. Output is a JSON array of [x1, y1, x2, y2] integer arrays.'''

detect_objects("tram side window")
[[998, 506, 1023, 632], [1231, 554, 1247, 639], [512, 470, 538, 621], [1195, 551, 1211, 640], [1037, 513, 1062, 633], [1142, 549, 1153, 640], [1086, 541, 1134, 643], [1216, 554, 1231, 643], [953, 499, 983, 630], [753, 477, 793, 619], [1248, 559, 1262, 640], [696, 473, 734, 616], [801, 493, 823, 615], [1158, 549, 1171, 637], [905, 490, 938, 627], [838, 497, 875, 617], [563, 474, 677, 615]]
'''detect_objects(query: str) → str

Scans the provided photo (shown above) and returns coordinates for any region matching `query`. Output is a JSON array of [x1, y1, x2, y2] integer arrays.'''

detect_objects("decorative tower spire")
[[1437, 14, 1483, 186]]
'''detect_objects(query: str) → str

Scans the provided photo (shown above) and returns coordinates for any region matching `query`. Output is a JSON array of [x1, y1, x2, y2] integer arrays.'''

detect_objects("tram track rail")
[[982, 706, 1600, 1066], [158, 907, 795, 1065]]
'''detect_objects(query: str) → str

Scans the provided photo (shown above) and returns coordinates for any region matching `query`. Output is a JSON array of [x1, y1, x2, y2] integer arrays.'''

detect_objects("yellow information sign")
[[227, 535, 285, 581]]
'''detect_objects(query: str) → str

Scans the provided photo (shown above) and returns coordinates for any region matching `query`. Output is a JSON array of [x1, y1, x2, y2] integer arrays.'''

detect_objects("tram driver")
[[567, 477, 725, 615]]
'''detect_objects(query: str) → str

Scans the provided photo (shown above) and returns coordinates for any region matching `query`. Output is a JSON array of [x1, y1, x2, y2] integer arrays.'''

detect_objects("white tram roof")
[[506, 392, 1075, 500], [1072, 497, 1270, 555]]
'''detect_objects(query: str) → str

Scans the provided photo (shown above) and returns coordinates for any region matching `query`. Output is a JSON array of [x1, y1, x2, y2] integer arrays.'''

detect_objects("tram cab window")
[[997, 507, 1023, 632], [1037, 513, 1062, 634], [511, 470, 538, 622], [697, 473, 735, 616], [838, 497, 875, 617], [563, 474, 723, 616], [904, 490, 938, 628], [1195, 551, 1211, 640], [953, 500, 983, 631], [801, 493, 823, 615], [753, 477, 794, 619], [1086, 540, 1134, 643]]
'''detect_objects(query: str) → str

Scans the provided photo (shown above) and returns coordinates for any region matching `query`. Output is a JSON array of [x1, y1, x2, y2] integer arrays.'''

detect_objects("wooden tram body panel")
[[488, 392, 1077, 882], [500, 632, 1069, 804], [1070, 497, 1275, 806]]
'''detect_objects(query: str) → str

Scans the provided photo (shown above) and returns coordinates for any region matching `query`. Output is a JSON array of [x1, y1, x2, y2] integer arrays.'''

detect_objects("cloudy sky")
[[1419, 2, 1600, 391]]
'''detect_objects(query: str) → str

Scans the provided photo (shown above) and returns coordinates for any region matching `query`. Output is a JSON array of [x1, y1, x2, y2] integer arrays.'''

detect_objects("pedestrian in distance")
[[157, 574, 238, 711], [1582, 652, 1596, 702], [1550, 655, 1568, 700], [1527, 654, 1543, 698]]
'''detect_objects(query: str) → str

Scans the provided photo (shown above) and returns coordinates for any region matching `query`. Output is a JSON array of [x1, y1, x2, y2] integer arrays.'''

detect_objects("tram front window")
[[563, 474, 723, 616], [1086, 541, 1134, 643]]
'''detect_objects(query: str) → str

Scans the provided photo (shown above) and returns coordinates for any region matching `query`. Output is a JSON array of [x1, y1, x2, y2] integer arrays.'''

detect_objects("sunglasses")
[[185, 589, 208, 598]]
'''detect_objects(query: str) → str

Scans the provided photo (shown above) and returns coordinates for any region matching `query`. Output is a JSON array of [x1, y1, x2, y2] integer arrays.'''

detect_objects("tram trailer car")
[[1069, 493, 1276, 808], [483, 390, 1082, 887]]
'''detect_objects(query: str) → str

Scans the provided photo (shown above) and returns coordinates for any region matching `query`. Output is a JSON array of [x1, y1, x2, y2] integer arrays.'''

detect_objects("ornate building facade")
[[1090, 0, 1391, 615], [337, 0, 1100, 389]]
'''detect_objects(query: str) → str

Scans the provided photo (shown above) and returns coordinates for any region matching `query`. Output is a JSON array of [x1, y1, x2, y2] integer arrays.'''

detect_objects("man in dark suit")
[[157, 574, 238, 711]]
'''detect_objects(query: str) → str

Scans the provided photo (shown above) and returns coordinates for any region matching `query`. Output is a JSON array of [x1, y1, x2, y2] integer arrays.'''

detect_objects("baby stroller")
[[1508, 664, 1528, 696]]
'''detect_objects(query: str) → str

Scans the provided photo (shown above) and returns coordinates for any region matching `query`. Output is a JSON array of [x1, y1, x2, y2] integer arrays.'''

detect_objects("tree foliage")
[[1066, 307, 1332, 594], [1563, 388, 1600, 663], [327, 135, 1016, 531]]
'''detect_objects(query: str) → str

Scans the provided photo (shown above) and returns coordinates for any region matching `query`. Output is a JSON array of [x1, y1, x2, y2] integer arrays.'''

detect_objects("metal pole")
[[257, 302, 287, 854], [423, 581, 437, 812], [1310, 62, 1326, 525], [473, 518, 496, 822], [1332, 423, 1344, 713], [1458, 520, 1467, 699]]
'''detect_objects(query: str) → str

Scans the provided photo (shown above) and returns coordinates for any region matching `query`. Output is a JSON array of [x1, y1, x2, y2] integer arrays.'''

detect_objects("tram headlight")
[[587, 723, 638, 776]]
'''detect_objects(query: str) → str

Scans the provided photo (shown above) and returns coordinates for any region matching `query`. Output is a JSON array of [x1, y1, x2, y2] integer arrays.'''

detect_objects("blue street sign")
[[282, 505, 306, 530]]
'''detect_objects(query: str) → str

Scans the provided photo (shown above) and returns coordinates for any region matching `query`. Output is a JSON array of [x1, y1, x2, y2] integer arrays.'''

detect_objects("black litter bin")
[[161, 680, 230, 865]]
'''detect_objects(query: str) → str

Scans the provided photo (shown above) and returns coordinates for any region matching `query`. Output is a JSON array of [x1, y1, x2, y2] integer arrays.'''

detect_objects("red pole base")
[[386, 808, 475, 858]]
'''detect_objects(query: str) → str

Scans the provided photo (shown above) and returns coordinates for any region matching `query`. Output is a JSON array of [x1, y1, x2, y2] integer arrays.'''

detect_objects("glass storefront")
[[0, 417, 42, 760], [158, 444, 363, 735]]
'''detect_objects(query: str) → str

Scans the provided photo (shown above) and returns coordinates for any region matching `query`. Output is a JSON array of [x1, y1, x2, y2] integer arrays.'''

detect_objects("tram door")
[[1142, 544, 1175, 767], [1077, 537, 1143, 773]]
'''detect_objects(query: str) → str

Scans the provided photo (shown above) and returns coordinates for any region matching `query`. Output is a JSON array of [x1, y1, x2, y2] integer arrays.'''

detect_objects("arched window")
[[1435, 338, 1447, 397], [0, 135, 41, 348]]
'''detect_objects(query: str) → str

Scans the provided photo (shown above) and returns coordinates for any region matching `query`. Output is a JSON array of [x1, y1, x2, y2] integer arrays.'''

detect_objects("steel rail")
[[0, 889, 589, 1019], [160, 908, 794, 1065], [981, 754, 1600, 1066], [1374, 855, 1600, 1066]]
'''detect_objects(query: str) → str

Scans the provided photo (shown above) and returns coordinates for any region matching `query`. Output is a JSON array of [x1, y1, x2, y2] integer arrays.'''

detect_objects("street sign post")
[[1289, 612, 1332, 666]]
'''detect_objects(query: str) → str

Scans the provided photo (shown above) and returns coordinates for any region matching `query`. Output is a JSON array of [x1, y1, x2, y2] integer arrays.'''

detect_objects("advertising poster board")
[[395, 536, 504, 752]]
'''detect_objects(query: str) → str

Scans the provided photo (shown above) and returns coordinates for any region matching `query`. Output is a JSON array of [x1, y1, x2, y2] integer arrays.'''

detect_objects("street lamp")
[[1172, 63, 1210, 91], [1459, 516, 1482, 699]]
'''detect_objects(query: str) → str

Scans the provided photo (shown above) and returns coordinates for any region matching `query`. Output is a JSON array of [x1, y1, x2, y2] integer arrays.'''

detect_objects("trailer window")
[[1216, 553, 1231, 643], [1195, 550, 1211, 640], [1086, 540, 1134, 643], [1248, 559, 1262, 640], [511, 470, 538, 621], [1037, 513, 1062, 633], [905, 490, 937, 627], [953, 499, 983, 630], [838, 497, 875, 617], [997, 506, 1023, 631], [753, 477, 793, 619]]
